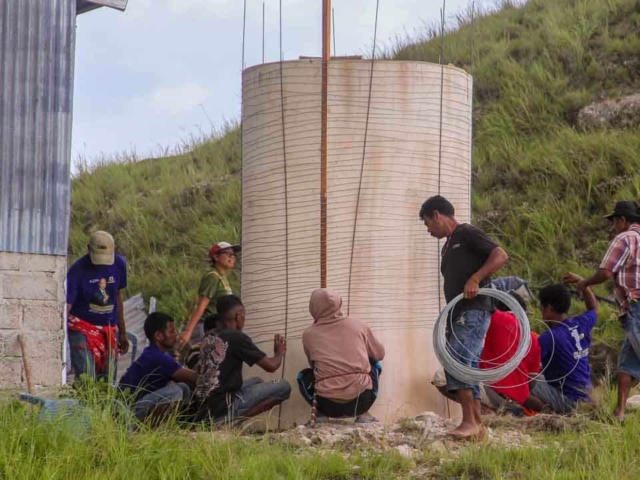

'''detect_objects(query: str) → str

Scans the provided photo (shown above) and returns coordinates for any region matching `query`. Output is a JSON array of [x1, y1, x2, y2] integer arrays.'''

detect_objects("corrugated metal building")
[[0, 0, 126, 255], [0, 0, 127, 388]]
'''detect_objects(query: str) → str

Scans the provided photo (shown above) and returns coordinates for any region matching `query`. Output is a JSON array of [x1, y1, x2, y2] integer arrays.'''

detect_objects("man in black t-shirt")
[[193, 295, 291, 422], [420, 195, 508, 439]]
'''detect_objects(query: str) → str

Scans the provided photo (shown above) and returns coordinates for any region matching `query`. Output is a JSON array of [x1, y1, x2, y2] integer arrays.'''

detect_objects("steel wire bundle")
[[433, 288, 532, 384]]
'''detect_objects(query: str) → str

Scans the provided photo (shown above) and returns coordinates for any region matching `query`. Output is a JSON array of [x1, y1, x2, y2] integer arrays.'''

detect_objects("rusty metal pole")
[[320, 0, 330, 288]]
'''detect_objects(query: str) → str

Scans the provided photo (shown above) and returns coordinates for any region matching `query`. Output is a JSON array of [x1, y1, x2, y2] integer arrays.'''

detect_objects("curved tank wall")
[[241, 59, 472, 426]]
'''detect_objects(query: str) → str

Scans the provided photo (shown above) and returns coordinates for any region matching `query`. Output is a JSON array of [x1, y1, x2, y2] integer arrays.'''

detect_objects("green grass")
[[70, 0, 640, 346], [0, 397, 411, 480], [5, 383, 640, 479], [439, 382, 640, 479], [442, 415, 640, 479]]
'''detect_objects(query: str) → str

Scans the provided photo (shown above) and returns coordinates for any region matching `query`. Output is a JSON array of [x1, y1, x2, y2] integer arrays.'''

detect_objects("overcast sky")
[[72, 0, 470, 163]]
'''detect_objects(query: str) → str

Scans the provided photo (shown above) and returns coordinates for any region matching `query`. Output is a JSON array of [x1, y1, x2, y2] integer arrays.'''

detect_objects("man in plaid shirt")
[[567, 201, 640, 421]]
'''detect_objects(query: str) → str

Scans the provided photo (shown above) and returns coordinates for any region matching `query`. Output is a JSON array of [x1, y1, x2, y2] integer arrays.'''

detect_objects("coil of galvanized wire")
[[433, 288, 532, 384]]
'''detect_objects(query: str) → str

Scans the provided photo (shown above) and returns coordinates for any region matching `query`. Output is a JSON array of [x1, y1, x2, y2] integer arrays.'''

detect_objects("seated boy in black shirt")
[[193, 295, 291, 422]]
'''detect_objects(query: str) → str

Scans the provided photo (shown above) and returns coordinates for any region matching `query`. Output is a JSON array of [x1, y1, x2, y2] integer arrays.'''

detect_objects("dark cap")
[[603, 201, 640, 221]]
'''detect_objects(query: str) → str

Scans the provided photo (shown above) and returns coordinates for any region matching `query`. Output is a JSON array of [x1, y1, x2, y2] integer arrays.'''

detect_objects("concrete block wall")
[[0, 252, 65, 388]]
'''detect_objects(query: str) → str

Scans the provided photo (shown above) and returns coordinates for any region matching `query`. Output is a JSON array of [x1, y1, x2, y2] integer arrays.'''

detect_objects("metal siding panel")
[[0, 0, 75, 256]]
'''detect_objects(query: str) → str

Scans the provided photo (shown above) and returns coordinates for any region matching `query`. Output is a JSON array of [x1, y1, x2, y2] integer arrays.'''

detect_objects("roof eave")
[[76, 0, 128, 15]]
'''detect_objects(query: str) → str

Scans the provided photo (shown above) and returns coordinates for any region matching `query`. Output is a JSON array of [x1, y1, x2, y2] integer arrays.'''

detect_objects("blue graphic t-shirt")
[[119, 345, 182, 400], [538, 310, 597, 402], [66, 254, 127, 327]]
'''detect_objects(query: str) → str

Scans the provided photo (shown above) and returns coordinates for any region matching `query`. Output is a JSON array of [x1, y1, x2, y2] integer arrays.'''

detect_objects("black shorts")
[[297, 364, 380, 418]]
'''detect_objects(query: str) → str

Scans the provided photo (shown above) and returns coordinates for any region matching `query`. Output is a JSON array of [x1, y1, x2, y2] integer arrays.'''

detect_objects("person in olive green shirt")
[[178, 242, 240, 348]]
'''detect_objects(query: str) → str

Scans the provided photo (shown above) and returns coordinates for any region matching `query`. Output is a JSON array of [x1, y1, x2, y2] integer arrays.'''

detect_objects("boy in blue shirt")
[[120, 312, 197, 421], [532, 274, 598, 414]]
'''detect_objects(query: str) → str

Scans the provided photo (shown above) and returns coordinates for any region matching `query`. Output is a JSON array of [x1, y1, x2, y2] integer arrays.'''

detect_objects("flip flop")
[[355, 415, 379, 424]]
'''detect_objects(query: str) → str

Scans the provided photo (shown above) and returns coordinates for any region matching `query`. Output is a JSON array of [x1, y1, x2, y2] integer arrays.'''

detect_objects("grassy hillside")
[[69, 128, 242, 322], [71, 0, 640, 344], [393, 0, 640, 342]]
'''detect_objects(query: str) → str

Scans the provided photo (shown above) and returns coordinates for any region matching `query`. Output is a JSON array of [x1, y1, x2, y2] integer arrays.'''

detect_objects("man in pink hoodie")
[[298, 288, 386, 423]]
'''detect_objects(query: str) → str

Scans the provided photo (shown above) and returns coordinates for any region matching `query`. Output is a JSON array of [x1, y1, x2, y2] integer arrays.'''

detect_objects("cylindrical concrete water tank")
[[242, 59, 472, 426]]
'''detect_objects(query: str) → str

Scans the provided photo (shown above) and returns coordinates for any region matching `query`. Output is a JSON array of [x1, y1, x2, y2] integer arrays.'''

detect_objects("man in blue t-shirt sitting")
[[120, 312, 197, 421], [531, 274, 598, 414]]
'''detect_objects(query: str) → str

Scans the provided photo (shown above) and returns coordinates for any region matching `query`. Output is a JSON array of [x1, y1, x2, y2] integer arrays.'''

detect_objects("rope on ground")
[[433, 288, 532, 384]]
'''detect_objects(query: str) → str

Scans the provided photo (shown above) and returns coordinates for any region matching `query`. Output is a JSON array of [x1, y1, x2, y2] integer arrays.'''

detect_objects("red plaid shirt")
[[600, 224, 640, 311]]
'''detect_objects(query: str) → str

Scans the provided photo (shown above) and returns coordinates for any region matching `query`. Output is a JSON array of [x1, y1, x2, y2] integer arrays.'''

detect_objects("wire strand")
[[276, 0, 290, 430], [242, 0, 247, 70], [346, 0, 380, 315]]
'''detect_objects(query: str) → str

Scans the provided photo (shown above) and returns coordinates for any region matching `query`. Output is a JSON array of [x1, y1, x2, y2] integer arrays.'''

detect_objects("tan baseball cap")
[[89, 231, 115, 266]]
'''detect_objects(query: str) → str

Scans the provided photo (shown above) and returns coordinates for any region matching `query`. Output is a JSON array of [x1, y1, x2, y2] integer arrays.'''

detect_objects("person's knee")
[[154, 383, 188, 404], [274, 380, 292, 401], [175, 382, 192, 401]]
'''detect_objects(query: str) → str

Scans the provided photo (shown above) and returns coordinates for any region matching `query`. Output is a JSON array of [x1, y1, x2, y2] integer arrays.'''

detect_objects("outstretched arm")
[[172, 367, 197, 387], [564, 272, 599, 315], [576, 269, 613, 291], [178, 296, 210, 347]]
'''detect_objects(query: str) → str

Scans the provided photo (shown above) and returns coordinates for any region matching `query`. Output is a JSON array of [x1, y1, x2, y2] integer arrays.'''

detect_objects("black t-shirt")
[[194, 328, 266, 418], [441, 223, 499, 317]]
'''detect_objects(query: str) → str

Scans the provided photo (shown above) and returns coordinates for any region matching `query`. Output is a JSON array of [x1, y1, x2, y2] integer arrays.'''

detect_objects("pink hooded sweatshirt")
[[302, 288, 385, 400]]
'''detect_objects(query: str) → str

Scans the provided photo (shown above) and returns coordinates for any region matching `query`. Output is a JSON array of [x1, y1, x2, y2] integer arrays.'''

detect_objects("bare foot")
[[613, 409, 625, 422], [447, 421, 481, 439]]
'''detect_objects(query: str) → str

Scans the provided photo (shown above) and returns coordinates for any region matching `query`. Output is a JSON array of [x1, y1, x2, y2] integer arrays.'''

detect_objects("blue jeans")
[[619, 301, 640, 379], [68, 330, 118, 382], [445, 309, 491, 399], [231, 377, 291, 418], [132, 383, 191, 420]]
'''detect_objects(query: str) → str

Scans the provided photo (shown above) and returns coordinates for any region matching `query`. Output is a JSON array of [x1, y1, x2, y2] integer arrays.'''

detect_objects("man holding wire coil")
[[420, 195, 509, 439]]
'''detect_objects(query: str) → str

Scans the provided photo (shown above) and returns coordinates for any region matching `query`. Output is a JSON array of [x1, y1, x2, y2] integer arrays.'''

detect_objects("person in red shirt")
[[480, 298, 543, 414]]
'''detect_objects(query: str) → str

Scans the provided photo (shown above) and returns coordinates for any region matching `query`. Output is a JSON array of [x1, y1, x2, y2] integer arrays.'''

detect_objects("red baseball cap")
[[209, 242, 241, 258]]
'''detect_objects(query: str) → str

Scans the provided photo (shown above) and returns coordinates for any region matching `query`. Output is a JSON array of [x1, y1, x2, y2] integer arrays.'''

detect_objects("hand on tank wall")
[[274, 334, 287, 356]]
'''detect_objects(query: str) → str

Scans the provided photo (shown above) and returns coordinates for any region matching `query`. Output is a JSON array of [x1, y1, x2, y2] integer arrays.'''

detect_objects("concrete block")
[[0, 299, 22, 330], [0, 331, 62, 365], [27, 333, 63, 360], [0, 252, 66, 273], [2, 274, 58, 301], [0, 253, 65, 388], [0, 331, 23, 357], [30, 358, 63, 386], [0, 359, 24, 388], [23, 301, 63, 331]]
